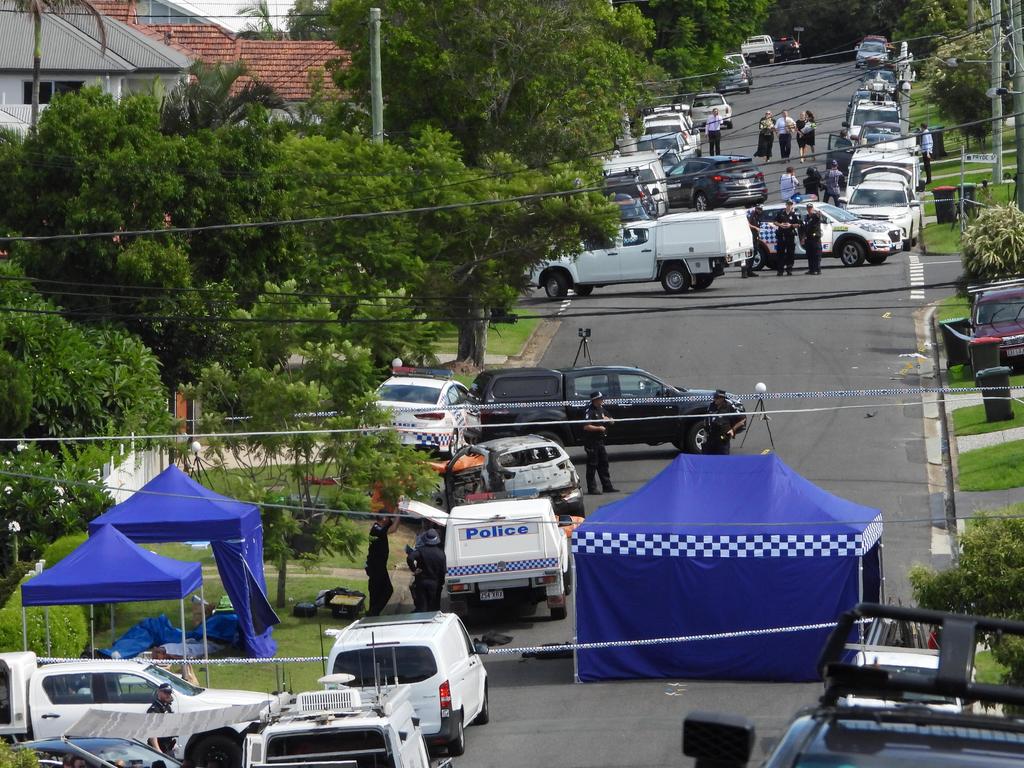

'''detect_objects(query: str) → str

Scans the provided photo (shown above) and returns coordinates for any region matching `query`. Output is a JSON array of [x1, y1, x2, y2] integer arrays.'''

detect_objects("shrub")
[[0, 562, 30, 608], [40, 533, 88, 567], [0, 571, 88, 657], [0, 740, 39, 768], [961, 204, 1024, 290]]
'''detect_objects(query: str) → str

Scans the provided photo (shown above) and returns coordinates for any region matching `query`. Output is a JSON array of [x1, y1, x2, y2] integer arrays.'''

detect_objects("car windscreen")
[[637, 135, 679, 151], [818, 204, 859, 222], [855, 107, 899, 126], [691, 96, 722, 108], [849, 162, 913, 186], [977, 299, 1024, 324], [859, 41, 887, 53], [331, 646, 438, 686], [376, 384, 440, 404], [144, 665, 202, 696], [711, 160, 755, 172], [850, 188, 907, 207]]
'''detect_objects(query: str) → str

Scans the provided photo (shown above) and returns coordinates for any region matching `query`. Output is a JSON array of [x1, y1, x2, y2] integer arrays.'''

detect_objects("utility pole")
[[369, 7, 384, 144], [968, 0, 976, 31], [1012, 0, 1024, 208], [897, 42, 911, 137], [992, 0, 1004, 184]]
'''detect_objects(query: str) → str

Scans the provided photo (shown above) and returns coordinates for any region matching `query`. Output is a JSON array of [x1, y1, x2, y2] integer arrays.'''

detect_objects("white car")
[[845, 99, 900, 141], [326, 612, 488, 756], [689, 92, 732, 129], [841, 649, 967, 713], [724, 52, 752, 83], [376, 368, 480, 455], [843, 176, 922, 250], [641, 105, 701, 157]]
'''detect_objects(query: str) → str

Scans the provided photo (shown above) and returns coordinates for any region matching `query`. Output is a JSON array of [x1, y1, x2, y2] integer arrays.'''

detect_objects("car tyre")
[[661, 264, 691, 293], [837, 238, 866, 267], [751, 245, 769, 271], [866, 253, 888, 264], [190, 734, 243, 768], [694, 192, 710, 211], [680, 421, 707, 454], [563, 564, 573, 596], [551, 604, 568, 620], [473, 683, 490, 725], [448, 711, 466, 756], [543, 271, 570, 299], [693, 275, 714, 290], [573, 285, 594, 296]]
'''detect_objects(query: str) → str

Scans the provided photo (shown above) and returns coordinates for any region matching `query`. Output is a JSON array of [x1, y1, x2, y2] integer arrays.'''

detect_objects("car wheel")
[[563, 564, 573, 596], [693, 275, 714, 290], [551, 604, 568, 620], [573, 285, 594, 296], [724, 120, 733, 129], [751, 245, 768, 271], [661, 264, 691, 293], [682, 421, 708, 454], [543, 271, 569, 299], [745, 87, 751, 94], [190, 734, 243, 768], [866, 253, 888, 264], [902, 239, 911, 252], [694, 192, 710, 211], [837, 238, 866, 267], [448, 711, 466, 756], [473, 683, 490, 725]]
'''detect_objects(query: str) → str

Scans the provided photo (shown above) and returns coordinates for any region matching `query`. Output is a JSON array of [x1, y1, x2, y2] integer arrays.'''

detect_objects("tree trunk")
[[31, 14, 42, 130], [276, 552, 287, 608], [456, 305, 488, 366]]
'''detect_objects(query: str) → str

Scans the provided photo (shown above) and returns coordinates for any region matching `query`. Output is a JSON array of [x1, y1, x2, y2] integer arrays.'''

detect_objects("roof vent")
[[295, 689, 362, 712]]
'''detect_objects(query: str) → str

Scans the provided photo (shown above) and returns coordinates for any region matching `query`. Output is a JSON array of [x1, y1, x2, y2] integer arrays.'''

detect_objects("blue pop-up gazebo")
[[88, 465, 279, 657], [572, 454, 882, 683]]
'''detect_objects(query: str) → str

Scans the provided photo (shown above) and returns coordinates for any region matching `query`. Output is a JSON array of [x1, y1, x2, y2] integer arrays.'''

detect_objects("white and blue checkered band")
[[447, 557, 559, 577]]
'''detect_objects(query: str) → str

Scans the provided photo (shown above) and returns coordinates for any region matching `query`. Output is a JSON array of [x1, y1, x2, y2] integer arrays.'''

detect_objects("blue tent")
[[572, 454, 882, 683], [21, 524, 202, 605], [88, 465, 279, 657]]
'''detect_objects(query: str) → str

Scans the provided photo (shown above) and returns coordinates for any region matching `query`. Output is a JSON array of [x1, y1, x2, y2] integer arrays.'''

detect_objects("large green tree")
[[331, 0, 653, 165], [925, 33, 993, 142], [766, 0, 909, 59], [160, 62, 288, 134], [893, 0, 967, 58]]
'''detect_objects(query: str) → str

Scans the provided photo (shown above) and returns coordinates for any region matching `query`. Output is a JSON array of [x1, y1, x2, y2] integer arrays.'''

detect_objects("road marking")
[[908, 253, 925, 301], [882, 311, 892, 318], [557, 294, 573, 316]]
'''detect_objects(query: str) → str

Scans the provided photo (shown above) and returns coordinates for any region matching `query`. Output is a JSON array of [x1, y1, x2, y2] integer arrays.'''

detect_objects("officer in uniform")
[[147, 683, 176, 756], [408, 529, 446, 612], [774, 199, 800, 276], [365, 513, 399, 616], [583, 391, 619, 495], [703, 390, 747, 455], [800, 202, 824, 274], [743, 205, 763, 278]]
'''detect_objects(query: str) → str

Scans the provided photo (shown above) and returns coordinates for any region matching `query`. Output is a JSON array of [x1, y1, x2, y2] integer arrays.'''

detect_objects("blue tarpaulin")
[[21, 524, 202, 605], [88, 466, 279, 657], [572, 454, 883, 683]]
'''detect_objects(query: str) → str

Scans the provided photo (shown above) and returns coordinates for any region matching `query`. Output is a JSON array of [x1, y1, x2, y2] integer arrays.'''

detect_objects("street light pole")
[[369, 7, 384, 145], [992, 0, 1004, 185], [1012, 0, 1024, 208]]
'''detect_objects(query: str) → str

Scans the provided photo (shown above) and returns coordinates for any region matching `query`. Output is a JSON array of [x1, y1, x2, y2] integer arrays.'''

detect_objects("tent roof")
[[576, 454, 882, 553], [21, 524, 202, 606], [88, 465, 260, 542]]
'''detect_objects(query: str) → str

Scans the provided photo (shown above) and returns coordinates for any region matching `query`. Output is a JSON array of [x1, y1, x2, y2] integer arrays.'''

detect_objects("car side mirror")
[[842, 121, 849, 128], [558, 514, 575, 527], [473, 642, 489, 655], [910, 201, 921, 208], [838, 197, 848, 205]]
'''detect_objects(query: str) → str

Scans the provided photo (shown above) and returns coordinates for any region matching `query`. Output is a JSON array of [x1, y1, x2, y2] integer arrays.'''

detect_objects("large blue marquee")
[[572, 454, 883, 682]]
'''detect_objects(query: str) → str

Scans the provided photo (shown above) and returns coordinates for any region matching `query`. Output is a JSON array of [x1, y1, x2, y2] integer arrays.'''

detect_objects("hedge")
[[0, 740, 39, 768], [40, 532, 88, 568]]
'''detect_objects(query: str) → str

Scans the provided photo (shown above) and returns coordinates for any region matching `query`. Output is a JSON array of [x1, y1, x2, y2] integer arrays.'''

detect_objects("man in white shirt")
[[706, 108, 723, 155], [780, 166, 798, 201], [775, 110, 794, 160], [919, 122, 933, 184]]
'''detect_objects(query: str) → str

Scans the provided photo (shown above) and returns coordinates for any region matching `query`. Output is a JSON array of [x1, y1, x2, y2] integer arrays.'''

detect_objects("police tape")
[[36, 656, 327, 666]]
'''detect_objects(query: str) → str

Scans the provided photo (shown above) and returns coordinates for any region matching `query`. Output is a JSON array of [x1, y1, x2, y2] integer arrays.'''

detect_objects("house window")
[[23, 81, 84, 105]]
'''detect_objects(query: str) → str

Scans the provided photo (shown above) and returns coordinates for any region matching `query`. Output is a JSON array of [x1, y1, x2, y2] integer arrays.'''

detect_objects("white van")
[[325, 613, 488, 757], [603, 152, 669, 216]]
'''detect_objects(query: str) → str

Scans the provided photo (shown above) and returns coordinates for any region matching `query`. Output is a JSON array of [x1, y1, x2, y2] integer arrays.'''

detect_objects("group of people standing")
[[755, 109, 816, 163], [747, 201, 826, 276], [365, 511, 446, 617]]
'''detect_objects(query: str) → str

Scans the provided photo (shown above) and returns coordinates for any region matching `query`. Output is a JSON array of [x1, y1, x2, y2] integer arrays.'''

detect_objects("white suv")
[[326, 613, 488, 757], [689, 92, 733, 128], [843, 175, 922, 250]]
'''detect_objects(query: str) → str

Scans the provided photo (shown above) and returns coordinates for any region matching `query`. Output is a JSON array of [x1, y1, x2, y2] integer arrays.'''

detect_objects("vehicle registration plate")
[[1006, 347, 1024, 357], [480, 590, 504, 601]]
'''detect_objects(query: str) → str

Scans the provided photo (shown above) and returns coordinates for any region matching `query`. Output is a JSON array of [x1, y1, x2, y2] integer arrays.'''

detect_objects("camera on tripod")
[[578, 328, 591, 338]]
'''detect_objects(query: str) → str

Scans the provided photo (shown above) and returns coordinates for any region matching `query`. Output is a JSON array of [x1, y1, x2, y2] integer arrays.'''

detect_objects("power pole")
[[369, 7, 384, 144], [897, 42, 911, 137], [1012, 0, 1024, 208], [992, 0, 1004, 184], [968, 0, 976, 31]]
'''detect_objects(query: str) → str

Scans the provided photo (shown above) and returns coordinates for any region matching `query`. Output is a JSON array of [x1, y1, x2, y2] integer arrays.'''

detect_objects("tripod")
[[573, 335, 593, 366], [739, 396, 775, 451]]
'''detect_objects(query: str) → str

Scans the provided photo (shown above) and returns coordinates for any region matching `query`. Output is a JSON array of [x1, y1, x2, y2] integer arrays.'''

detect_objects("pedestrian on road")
[[780, 166, 798, 202], [823, 160, 845, 205], [795, 112, 807, 161], [755, 111, 774, 162], [409, 529, 445, 612], [774, 199, 800, 276], [365, 512, 399, 616], [919, 123, 933, 184], [706, 108, 723, 156], [147, 684, 176, 756], [775, 110, 794, 160], [744, 204, 764, 278], [801, 110, 816, 162], [583, 391, 619, 495], [803, 165, 822, 198], [703, 390, 747, 455], [800, 202, 825, 274]]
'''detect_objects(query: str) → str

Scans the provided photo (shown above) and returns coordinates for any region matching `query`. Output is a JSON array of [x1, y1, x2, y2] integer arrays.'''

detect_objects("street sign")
[[965, 153, 998, 163], [794, 26, 805, 31]]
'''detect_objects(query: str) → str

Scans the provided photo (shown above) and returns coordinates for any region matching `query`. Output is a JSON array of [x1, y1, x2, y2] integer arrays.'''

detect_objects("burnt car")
[[971, 285, 1024, 365]]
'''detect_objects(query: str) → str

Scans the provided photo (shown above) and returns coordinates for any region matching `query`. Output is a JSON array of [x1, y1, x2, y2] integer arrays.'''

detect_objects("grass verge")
[[936, 294, 969, 323], [922, 223, 960, 255], [435, 309, 541, 359], [946, 364, 1024, 389], [958, 439, 1024, 491], [976, 649, 1008, 685], [952, 400, 1024, 436]]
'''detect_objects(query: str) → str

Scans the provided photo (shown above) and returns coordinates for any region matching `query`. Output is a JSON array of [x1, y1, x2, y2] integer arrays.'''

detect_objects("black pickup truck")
[[469, 365, 734, 453]]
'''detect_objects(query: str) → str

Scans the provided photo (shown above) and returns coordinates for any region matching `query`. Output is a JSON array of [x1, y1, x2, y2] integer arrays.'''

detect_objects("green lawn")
[[946, 364, 1024, 389], [952, 400, 1024, 436], [922, 223, 961, 255], [435, 308, 541, 359], [936, 294, 969, 323], [976, 649, 1008, 685], [958, 439, 1024, 491]]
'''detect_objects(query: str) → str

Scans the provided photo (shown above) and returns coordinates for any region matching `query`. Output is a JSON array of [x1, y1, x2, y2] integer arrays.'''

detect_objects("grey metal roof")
[[0, 1, 189, 74]]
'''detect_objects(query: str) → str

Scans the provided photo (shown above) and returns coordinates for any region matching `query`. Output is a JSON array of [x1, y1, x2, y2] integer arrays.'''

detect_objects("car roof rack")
[[967, 276, 1024, 294], [818, 603, 1024, 708], [389, 366, 453, 379]]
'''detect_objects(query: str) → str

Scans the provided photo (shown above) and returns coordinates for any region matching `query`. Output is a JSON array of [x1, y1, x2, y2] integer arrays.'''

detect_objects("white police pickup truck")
[[401, 497, 572, 620]]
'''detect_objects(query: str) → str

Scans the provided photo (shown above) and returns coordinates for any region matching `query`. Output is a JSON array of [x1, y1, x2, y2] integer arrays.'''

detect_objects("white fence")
[[101, 446, 168, 503]]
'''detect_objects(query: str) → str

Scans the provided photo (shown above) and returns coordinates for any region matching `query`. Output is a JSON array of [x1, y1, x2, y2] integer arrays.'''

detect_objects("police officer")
[[583, 391, 619, 495], [743, 205, 763, 278], [147, 683, 176, 755], [365, 513, 399, 616], [774, 199, 799, 276], [703, 390, 747, 456], [800, 202, 824, 275], [408, 529, 446, 612]]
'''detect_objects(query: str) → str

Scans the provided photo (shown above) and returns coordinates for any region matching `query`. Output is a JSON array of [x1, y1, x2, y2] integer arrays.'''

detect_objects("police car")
[[750, 202, 902, 270], [376, 367, 480, 455]]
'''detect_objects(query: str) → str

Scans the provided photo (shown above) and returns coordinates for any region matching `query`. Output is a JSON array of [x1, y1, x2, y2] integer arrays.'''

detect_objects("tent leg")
[[90, 605, 95, 658], [21, 607, 27, 651], [878, 542, 887, 604], [110, 604, 115, 646], [180, 599, 188, 673], [857, 556, 865, 645], [571, 556, 580, 685], [200, 584, 210, 687], [44, 607, 50, 656]]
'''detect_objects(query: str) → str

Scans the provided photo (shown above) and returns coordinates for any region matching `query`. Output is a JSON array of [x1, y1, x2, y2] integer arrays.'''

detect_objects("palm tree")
[[14, 0, 107, 129], [159, 61, 289, 134], [239, 0, 279, 40]]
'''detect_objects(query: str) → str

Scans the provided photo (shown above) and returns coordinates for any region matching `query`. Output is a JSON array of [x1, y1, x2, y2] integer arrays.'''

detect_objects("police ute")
[[402, 497, 573, 620]]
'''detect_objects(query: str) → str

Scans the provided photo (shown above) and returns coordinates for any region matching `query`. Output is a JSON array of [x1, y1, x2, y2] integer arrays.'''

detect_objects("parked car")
[[741, 34, 775, 64], [723, 52, 752, 83], [606, 174, 658, 218], [611, 192, 653, 222], [860, 68, 898, 96], [640, 104, 700, 156], [632, 132, 697, 168], [855, 38, 891, 68], [326, 612, 488, 756], [971, 285, 1024, 364], [469, 365, 738, 453], [773, 36, 801, 61], [376, 367, 481, 456], [17, 738, 181, 768], [840, 649, 967, 713], [842, 175, 922, 250], [845, 98, 900, 141], [665, 155, 767, 211], [717, 68, 751, 95], [689, 92, 733, 128], [859, 121, 916, 151], [826, 132, 857, 174], [604, 152, 670, 216]]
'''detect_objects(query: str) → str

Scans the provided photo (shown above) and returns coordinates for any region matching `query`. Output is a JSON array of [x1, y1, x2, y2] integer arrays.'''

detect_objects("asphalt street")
[[463, 60, 961, 768]]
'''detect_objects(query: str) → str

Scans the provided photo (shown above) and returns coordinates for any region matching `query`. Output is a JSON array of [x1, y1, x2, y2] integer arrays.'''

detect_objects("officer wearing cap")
[[583, 391, 619, 495], [408, 528, 446, 612], [703, 390, 746, 455], [744, 204, 764, 278], [774, 199, 800, 276], [147, 683, 176, 755], [800, 202, 824, 274]]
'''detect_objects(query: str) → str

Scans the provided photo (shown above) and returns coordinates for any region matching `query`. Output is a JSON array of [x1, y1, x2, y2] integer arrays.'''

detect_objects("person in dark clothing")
[[743, 205, 763, 278], [409, 529, 446, 612], [774, 199, 800, 276], [803, 166, 822, 198], [147, 683, 176, 755], [583, 391, 619, 494], [703, 390, 746, 455], [365, 513, 399, 616], [800, 202, 825, 274], [755, 111, 774, 161]]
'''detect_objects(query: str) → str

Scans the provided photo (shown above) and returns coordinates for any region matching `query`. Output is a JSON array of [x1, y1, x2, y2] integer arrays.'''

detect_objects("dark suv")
[[773, 36, 801, 61], [470, 366, 734, 453], [665, 156, 767, 211]]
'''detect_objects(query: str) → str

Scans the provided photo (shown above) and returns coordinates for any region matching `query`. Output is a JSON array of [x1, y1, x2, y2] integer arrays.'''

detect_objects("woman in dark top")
[[795, 112, 807, 161], [802, 110, 817, 164], [755, 111, 774, 161]]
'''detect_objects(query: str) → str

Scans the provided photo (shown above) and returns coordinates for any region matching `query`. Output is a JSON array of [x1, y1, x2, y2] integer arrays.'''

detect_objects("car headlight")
[[871, 239, 890, 248]]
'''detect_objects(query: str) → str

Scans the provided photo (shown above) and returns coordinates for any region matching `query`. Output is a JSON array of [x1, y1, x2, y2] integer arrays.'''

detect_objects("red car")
[[971, 286, 1024, 364]]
